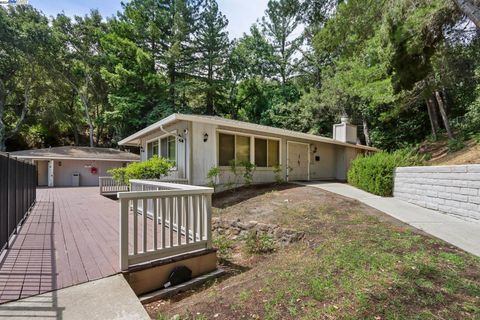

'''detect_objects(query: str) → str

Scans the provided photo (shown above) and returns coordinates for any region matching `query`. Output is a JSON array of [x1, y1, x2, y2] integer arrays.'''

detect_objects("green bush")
[[448, 137, 465, 153], [347, 150, 425, 197], [108, 156, 174, 184], [213, 235, 235, 261], [245, 231, 275, 254]]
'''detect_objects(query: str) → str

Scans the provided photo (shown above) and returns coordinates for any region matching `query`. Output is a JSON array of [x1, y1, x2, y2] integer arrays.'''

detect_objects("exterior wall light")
[[203, 133, 209, 142]]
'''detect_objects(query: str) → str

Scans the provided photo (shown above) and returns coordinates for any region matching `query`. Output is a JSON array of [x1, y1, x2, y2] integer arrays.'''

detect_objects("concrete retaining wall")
[[394, 165, 480, 220]]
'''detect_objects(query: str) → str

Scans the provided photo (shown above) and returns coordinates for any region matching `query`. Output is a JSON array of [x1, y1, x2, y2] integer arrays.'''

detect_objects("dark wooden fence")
[[0, 153, 36, 251]]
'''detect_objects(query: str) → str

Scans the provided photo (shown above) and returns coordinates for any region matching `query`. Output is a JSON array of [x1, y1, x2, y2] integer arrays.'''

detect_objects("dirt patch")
[[145, 184, 480, 320], [419, 138, 480, 165]]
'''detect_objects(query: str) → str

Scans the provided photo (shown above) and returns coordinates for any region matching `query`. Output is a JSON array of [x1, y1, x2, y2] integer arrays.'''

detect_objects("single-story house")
[[118, 114, 377, 188], [10, 146, 140, 187]]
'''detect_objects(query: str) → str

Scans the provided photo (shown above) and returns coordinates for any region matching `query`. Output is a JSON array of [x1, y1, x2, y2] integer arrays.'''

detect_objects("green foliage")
[[212, 235, 235, 261], [206, 166, 221, 191], [239, 160, 256, 186], [448, 137, 465, 153], [347, 150, 426, 196], [108, 156, 173, 184], [273, 165, 283, 183], [245, 231, 275, 254]]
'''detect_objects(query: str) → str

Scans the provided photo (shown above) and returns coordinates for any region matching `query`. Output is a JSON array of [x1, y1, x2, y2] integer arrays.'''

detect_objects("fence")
[[99, 176, 189, 196], [118, 180, 213, 271], [0, 153, 36, 251]]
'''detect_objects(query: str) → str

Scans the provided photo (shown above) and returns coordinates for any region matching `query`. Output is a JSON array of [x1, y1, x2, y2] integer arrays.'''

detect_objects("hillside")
[[419, 139, 480, 166]]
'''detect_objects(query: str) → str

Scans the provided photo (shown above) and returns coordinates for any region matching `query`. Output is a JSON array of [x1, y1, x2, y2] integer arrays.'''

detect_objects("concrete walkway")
[[0, 275, 150, 320], [300, 182, 480, 257]]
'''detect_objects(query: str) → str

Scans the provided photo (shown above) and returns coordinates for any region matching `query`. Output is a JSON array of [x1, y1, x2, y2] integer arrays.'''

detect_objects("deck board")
[[0, 187, 186, 304]]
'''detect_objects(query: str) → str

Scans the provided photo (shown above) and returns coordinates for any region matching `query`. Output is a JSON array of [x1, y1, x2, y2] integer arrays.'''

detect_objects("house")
[[10, 146, 140, 187], [118, 114, 376, 188]]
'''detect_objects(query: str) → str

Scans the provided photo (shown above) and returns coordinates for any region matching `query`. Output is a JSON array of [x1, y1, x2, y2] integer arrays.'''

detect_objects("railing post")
[[119, 197, 129, 271], [206, 194, 212, 248]]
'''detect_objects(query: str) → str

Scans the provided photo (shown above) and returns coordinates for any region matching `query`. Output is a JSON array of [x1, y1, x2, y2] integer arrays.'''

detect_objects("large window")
[[218, 133, 251, 166], [254, 138, 279, 167], [146, 134, 176, 164], [218, 132, 280, 167]]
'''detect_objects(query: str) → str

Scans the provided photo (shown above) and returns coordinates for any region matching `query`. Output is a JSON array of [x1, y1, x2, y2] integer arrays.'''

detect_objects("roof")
[[118, 113, 378, 151], [10, 146, 140, 162]]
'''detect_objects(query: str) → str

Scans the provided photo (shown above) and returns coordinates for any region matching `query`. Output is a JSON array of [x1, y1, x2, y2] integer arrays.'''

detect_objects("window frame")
[[216, 129, 281, 169], [145, 130, 178, 170]]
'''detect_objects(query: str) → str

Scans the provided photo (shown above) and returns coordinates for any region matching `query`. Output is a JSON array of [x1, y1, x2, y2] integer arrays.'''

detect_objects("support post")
[[119, 198, 129, 271]]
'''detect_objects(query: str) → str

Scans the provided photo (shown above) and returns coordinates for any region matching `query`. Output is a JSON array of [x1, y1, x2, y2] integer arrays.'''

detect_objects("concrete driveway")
[[300, 182, 480, 257]]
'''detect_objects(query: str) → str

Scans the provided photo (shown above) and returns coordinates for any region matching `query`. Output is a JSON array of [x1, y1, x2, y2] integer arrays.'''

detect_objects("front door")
[[287, 142, 309, 181]]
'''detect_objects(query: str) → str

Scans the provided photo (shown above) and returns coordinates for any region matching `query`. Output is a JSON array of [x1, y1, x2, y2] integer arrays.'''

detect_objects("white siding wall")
[[53, 159, 127, 187], [140, 121, 189, 180], [191, 121, 217, 185]]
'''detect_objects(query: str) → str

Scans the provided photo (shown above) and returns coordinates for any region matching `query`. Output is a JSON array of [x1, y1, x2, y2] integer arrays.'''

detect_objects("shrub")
[[448, 137, 465, 153], [245, 231, 275, 254], [207, 166, 221, 191], [213, 235, 235, 261], [273, 165, 283, 183], [238, 160, 256, 186], [347, 150, 425, 197], [108, 156, 174, 184]]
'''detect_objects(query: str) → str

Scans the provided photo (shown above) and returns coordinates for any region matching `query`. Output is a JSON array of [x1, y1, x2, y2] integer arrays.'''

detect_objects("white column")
[[48, 159, 54, 187]]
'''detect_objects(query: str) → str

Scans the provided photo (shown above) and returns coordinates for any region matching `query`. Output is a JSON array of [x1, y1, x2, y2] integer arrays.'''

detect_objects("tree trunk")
[[362, 117, 371, 146], [425, 97, 439, 139], [80, 94, 95, 147], [206, 61, 214, 115], [435, 90, 454, 139], [453, 0, 480, 29], [168, 63, 176, 111]]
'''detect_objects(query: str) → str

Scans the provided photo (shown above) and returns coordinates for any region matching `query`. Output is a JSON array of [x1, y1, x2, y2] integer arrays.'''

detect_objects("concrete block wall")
[[394, 165, 480, 220]]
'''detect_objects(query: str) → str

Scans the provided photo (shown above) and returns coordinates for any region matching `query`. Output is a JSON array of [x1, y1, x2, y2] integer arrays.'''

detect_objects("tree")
[[260, 0, 303, 85], [0, 6, 52, 151], [453, 0, 480, 28], [52, 11, 110, 147], [192, 0, 230, 115]]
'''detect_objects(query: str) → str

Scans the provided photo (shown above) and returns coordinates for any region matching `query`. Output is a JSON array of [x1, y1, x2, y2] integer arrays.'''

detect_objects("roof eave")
[[118, 113, 178, 146]]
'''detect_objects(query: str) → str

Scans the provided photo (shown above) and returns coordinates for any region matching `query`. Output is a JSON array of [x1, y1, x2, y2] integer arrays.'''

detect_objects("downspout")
[[159, 125, 187, 180]]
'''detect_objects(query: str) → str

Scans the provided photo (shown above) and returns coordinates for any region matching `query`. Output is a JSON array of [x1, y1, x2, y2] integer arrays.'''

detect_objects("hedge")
[[347, 150, 425, 197]]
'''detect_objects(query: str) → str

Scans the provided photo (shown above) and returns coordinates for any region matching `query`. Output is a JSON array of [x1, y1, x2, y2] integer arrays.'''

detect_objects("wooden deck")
[[0, 187, 179, 304]]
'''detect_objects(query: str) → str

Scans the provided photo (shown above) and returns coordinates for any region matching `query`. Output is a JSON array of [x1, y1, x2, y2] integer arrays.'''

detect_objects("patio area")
[[0, 186, 187, 304]]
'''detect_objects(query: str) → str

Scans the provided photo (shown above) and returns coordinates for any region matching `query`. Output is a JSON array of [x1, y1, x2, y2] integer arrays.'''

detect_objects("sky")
[[28, 0, 269, 39]]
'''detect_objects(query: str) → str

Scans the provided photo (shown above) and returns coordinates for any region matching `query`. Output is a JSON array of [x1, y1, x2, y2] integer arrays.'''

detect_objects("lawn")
[[145, 184, 480, 320]]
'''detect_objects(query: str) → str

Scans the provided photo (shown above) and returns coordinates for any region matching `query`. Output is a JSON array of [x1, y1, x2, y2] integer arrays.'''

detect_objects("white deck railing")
[[99, 176, 189, 196], [99, 176, 129, 195], [118, 180, 214, 271]]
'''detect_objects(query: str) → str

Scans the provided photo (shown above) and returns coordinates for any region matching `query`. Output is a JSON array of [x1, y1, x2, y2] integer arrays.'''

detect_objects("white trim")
[[12, 156, 138, 162], [118, 113, 378, 152], [286, 141, 310, 182]]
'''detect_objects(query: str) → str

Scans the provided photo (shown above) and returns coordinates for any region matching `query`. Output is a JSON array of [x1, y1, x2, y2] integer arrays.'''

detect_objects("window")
[[236, 135, 250, 162], [160, 136, 176, 162], [254, 138, 279, 167], [254, 138, 267, 167], [268, 140, 279, 167], [219, 133, 235, 166], [147, 140, 159, 159], [218, 133, 251, 166]]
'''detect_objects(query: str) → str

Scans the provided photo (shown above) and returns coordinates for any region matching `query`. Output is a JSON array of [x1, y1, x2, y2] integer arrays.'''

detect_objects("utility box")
[[72, 173, 80, 187]]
